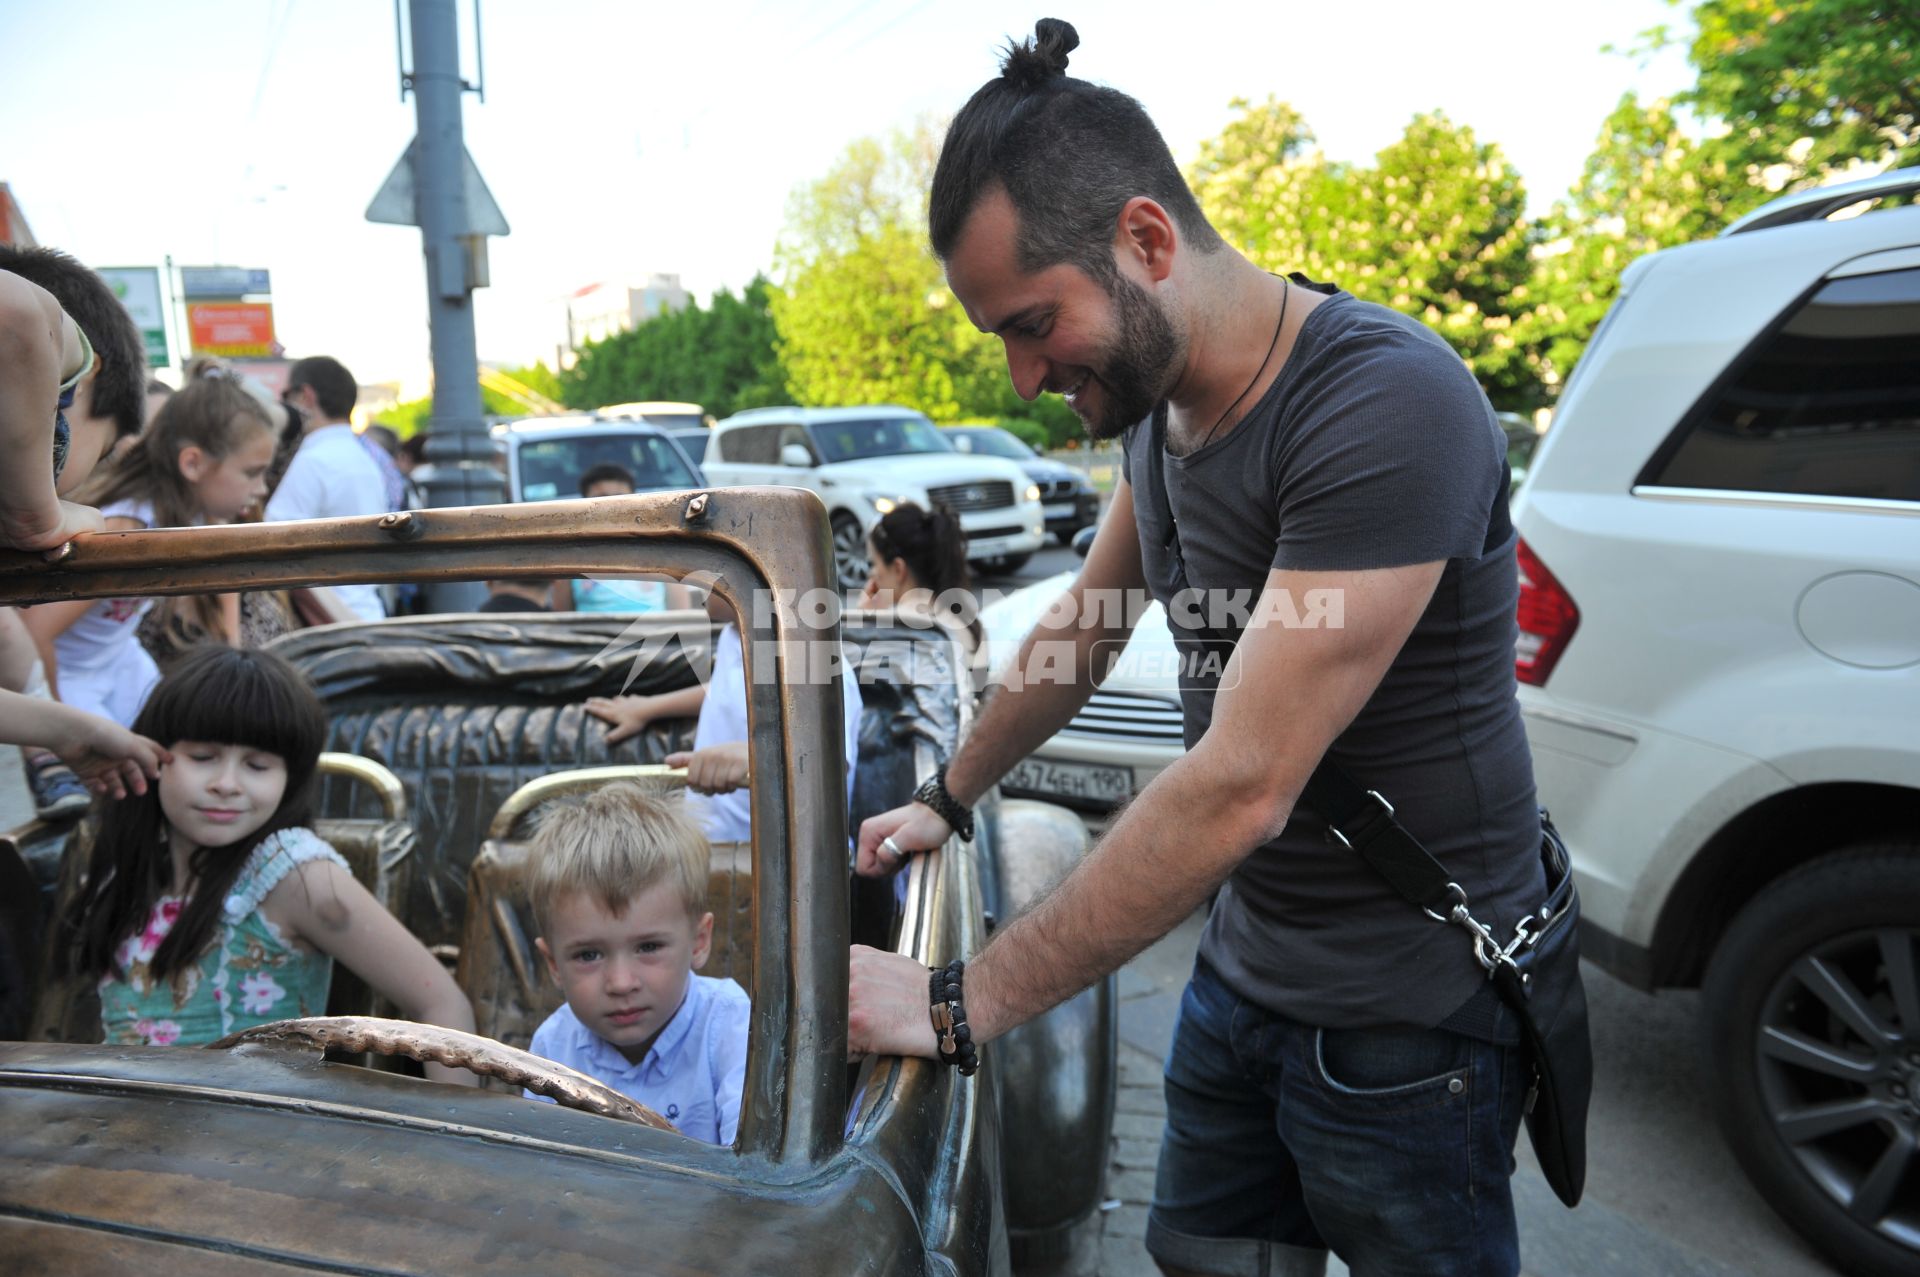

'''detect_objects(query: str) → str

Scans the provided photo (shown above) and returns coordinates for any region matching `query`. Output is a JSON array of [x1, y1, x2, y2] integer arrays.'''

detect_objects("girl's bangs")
[[136, 647, 326, 767]]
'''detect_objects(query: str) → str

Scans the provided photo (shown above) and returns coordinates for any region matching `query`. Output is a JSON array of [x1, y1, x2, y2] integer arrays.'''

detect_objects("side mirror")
[[1071, 525, 1097, 559], [780, 444, 812, 467]]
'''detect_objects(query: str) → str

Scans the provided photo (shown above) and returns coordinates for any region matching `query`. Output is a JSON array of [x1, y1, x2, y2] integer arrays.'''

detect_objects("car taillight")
[[1515, 537, 1578, 687]]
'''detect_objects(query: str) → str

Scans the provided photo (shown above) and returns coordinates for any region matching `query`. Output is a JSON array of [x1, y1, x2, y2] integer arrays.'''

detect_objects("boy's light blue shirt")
[[525, 973, 750, 1145]]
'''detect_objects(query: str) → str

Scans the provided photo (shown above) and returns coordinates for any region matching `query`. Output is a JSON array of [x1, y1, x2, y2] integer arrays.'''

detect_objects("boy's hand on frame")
[[664, 742, 749, 795]]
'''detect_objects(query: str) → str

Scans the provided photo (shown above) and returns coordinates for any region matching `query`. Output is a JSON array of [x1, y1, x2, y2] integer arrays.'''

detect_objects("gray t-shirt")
[[1121, 282, 1542, 1031]]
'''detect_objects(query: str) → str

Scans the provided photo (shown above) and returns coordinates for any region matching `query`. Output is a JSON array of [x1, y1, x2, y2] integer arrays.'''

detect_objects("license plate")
[[1004, 759, 1134, 805]]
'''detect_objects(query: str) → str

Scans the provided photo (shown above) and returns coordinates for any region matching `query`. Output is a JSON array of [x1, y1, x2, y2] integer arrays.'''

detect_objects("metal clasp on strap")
[[1325, 790, 1394, 851], [1423, 881, 1528, 982]]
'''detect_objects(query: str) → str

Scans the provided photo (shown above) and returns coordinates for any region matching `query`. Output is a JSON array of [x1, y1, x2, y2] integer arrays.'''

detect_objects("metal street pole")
[[408, 0, 497, 608]]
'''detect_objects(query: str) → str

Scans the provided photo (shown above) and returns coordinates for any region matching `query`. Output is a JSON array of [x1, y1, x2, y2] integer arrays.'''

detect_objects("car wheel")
[[830, 512, 868, 593], [1701, 844, 1920, 1277]]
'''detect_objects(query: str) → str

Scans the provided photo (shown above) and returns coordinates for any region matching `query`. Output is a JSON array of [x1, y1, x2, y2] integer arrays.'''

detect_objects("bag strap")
[[1299, 761, 1461, 916]]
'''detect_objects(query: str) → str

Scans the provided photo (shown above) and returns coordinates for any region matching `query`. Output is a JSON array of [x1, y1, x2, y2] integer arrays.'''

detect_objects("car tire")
[[1700, 844, 1920, 1277], [830, 512, 868, 593]]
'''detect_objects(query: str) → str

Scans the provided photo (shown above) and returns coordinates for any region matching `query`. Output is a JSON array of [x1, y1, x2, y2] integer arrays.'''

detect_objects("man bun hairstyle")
[[1000, 15, 1077, 87], [930, 18, 1223, 286]]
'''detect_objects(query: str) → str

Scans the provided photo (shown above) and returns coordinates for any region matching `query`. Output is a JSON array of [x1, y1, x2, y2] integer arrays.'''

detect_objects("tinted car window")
[[718, 424, 782, 465], [1650, 267, 1920, 503], [949, 428, 1035, 460], [809, 417, 952, 463], [515, 433, 697, 500]]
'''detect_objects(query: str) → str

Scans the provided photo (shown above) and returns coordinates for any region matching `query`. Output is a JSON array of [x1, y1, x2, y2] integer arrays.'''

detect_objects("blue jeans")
[[1146, 957, 1527, 1277]]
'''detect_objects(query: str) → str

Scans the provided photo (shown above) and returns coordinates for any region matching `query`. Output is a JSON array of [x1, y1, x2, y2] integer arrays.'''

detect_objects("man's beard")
[[1074, 273, 1181, 442]]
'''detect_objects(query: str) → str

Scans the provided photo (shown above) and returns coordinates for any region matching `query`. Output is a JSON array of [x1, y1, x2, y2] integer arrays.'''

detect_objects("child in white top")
[[24, 375, 278, 726]]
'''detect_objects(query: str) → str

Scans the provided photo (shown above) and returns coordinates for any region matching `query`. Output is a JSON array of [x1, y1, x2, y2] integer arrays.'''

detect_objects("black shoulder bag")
[[1139, 410, 1592, 1208]]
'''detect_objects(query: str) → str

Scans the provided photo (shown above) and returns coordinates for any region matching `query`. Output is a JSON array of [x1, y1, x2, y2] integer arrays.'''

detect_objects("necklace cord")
[[1196, 277, 1289, 452]]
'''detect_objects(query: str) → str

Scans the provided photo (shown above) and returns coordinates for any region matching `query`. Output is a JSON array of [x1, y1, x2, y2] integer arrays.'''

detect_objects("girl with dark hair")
[[23, 376, 278, 725], [62, 645, 476, 1081], [860, 501, 981, 649]]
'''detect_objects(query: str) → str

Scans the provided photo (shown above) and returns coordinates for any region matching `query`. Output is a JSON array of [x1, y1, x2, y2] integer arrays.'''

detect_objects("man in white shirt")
[[265, 355, 387, 620]]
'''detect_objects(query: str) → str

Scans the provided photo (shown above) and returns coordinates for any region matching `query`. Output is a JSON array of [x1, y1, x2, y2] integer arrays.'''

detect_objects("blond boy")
[[524, 783, 750, 1144]]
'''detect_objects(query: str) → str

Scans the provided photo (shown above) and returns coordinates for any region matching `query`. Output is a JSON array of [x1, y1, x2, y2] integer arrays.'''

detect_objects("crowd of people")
[[0, 240, 980, 1141]]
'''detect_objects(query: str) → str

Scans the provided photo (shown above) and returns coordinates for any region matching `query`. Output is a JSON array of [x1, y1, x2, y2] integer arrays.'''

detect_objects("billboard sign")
[[97, 267, 169, 368], [187, 302, 277, 357], [180, 265, 271, 298]]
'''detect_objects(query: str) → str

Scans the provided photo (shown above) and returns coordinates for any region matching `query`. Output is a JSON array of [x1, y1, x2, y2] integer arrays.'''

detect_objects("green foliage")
[[1683, 0, 1920, 180], [773, 222, 980, 417], [1189, 103, 1536, 406], [499, 360, 564, 406], [1516, 94, 1762, 390], [560, 277, 786, 420], [385, 382, 540, 438], [1517, 0, 1915, 392], [994, 417, 1050, 451], [771, 120, 1022, 422]]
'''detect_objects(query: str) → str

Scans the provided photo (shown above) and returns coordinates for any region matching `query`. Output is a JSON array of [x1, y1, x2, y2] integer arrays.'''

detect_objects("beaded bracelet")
[[928, 958, 979, 1077]]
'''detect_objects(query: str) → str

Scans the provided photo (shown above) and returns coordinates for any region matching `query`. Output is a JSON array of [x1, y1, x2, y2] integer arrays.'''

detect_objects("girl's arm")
[[20, 599, 95, 700], [0, 691, 169, 797], [583, 683, 707, 745], [269, 858, 479, 1087]]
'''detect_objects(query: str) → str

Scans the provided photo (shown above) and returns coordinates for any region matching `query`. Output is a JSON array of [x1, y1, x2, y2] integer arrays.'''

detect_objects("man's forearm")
[[967, 745, 1291, 1043], [946, 614, 1128, 805], [0, 279, 70, 516]]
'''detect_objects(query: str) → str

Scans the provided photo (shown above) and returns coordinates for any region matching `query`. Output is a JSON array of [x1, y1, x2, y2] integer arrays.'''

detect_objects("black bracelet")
[[912, 765, 975, 842], [928, 958, 979, 1077]]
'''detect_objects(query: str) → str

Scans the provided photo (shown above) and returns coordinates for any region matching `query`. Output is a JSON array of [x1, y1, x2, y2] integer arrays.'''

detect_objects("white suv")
[[704, 406, 1046, 590], [1514, 168, 1920, 1277]]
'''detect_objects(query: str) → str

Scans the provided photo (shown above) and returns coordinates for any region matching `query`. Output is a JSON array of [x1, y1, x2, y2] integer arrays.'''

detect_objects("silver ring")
[[881, 836, 905, 861]]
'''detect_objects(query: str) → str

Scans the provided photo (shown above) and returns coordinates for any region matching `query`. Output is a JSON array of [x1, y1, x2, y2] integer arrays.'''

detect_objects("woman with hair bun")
[[858, 501, 980, 651]]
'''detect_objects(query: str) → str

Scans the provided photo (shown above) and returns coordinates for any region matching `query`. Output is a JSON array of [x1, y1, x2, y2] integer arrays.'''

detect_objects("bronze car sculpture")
[[0, 490, 1114, 1275]]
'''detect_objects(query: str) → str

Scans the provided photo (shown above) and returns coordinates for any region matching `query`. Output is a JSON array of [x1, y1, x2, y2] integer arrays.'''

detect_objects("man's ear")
[[535, 936, 559, 986], [690, 911, 714, 971], [1114, 196, 1178, 282]]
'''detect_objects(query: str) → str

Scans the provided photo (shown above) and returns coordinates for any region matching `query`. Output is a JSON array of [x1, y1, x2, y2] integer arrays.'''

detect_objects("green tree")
[[1188, 102, 1536, 406], [771, 120, 1013, 421], [1518, 93, 1757, 391], [560, 277, 786, 420], [498, 360, 565, 407], [1680, 0, 1920, 180]]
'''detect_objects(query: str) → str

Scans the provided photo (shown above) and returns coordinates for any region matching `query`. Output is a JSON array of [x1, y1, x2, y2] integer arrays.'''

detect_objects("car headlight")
[[1024, 483, 1042, 503], [871, 495, 898, 514]]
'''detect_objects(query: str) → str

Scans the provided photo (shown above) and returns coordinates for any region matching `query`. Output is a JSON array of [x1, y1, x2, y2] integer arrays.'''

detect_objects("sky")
[[0, 1, 1696, 392]]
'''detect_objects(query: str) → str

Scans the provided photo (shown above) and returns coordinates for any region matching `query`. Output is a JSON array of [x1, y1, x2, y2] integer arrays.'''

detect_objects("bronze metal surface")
[[318, 751, 409, 823], [0, 490, 852, 1167], [0, 500, 1118, 1276], [207, 1015, 674, 1127], [486, 762, 685, 841]]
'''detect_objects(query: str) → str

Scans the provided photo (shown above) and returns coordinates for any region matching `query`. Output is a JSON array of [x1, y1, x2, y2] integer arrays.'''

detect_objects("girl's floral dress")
[[99, 828, 348, 1046]]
